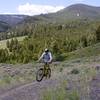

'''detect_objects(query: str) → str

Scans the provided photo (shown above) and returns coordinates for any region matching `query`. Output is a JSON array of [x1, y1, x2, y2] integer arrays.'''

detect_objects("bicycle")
[[36, 62, 51, 82]]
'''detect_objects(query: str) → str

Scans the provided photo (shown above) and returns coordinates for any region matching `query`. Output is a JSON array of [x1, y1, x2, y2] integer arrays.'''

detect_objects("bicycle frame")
[[43, 62, 50, 76], [36, 62, 51, 82]]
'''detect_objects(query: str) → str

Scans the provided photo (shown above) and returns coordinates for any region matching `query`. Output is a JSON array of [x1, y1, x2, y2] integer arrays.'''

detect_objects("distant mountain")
[[1, 4, 100, 32], [0, 21, 10, 32], [59, 4, 100, 20], [21, 4, 100, 24], [0, 15, 28, 32]]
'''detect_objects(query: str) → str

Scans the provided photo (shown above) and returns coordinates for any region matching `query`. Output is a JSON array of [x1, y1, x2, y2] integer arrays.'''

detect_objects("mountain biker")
[[38, 48, 52, 64], [36, 49, 52, 81]]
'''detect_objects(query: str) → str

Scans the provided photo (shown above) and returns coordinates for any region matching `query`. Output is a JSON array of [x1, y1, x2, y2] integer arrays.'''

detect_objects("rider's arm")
[[38, 52, 45, 62], [49, 52, 52, 62]]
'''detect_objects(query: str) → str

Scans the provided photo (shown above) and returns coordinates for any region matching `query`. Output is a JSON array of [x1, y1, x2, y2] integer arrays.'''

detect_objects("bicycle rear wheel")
[[36, 68, 44, 82]]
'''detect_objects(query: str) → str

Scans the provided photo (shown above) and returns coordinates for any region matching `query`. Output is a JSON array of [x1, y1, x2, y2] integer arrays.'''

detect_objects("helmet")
[[45, 48, 49, 52]]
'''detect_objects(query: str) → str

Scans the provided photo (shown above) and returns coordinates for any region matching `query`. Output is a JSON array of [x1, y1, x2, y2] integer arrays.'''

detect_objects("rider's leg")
[[44, 63, 47, 75]]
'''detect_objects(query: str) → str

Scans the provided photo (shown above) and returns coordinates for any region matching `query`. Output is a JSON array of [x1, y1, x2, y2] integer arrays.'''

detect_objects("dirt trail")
[[0, 62, 60, 100], [0, 73, 100, 100], [0, 62, 99, 100], [0, 78, 59, 100], [90, 73, 100, 100]]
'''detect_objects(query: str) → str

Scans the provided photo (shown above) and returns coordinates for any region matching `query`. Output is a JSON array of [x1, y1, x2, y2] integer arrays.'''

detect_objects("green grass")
[[40, 77, 80, 100], [0, 64, 36, 89], [0, 36, 27, 49], [63, 42, 100, 60], [41, 88, 66, 100], [43, 48, 99, 100], [0, 74, 36, 90], [41, 86, 79, 100]]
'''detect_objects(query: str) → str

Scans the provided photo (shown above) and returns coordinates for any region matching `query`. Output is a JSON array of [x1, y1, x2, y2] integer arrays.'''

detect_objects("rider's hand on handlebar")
[[36, 60, 40, 63], [48, 60, 52, 64]]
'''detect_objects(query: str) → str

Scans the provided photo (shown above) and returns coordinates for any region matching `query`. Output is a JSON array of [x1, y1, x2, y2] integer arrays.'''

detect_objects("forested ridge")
[[0, 19, 100, 64]]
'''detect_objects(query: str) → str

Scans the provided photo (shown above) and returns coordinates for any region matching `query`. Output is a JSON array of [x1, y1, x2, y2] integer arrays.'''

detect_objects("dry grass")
[[0, 36, 27, 49]]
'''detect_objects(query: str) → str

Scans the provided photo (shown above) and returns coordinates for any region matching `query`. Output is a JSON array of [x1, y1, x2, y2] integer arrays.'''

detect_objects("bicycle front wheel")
[[36, 68, 44, 82]]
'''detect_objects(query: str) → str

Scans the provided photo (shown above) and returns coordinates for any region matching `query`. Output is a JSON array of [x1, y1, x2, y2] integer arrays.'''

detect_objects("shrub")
[[71, 68, 80, 74], [54, 54, 65, 61]]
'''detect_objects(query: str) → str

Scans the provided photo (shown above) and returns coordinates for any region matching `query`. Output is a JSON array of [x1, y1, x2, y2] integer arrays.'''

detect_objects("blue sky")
[[0, 0, 100, 15]]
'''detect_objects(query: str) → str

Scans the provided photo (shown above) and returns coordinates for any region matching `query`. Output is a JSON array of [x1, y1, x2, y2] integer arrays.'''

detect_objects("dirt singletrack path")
[[0, 62, 99, 100], [0, 62, 61, 100], [0, 78, 59, 100], [90, 73, 100, 100]]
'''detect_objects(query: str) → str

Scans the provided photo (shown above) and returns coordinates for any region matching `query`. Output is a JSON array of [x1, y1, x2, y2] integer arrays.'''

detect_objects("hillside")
[[0, 42, 100, 100], [1, 4, 100, 37], [0, 15, 28, 26], [0, 15, 28, 32], [0, 36, 26, 49], [64, 42, 100, 60], [0, 21, 10, 32], [0, 3, 100, 100], [60, 4, 100, 20], [0, 3, 100, 64], [0, 4, 100, 32], [21, 4, 100, 24]]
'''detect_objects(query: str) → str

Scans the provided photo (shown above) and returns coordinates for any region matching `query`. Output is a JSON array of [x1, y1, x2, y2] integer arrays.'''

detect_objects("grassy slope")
[[63, 42, 100, 60], [0, 36, 26, 49], [0, 42, 100, 99], [41, 43, 100, 100]]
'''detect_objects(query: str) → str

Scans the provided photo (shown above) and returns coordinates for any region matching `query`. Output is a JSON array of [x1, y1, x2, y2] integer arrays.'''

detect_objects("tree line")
[[0, 20, 100, 63]]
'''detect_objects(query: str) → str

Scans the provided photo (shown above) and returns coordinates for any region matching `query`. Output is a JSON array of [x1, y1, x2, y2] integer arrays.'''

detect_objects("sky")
[[0, 0, 100, 15]]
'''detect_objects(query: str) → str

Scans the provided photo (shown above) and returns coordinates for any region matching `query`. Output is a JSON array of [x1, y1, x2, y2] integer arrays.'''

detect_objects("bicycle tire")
[[36, 68, 44, 82], [46, 68, 51, 78]]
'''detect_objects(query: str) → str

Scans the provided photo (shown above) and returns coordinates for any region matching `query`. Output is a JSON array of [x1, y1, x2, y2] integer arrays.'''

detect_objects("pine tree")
[[96, 26, 100, 42], [6, 40, 10, 48]]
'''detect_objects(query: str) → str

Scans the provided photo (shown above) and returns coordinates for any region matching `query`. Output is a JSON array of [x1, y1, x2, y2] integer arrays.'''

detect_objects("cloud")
[[17, 3, 65, 15]]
